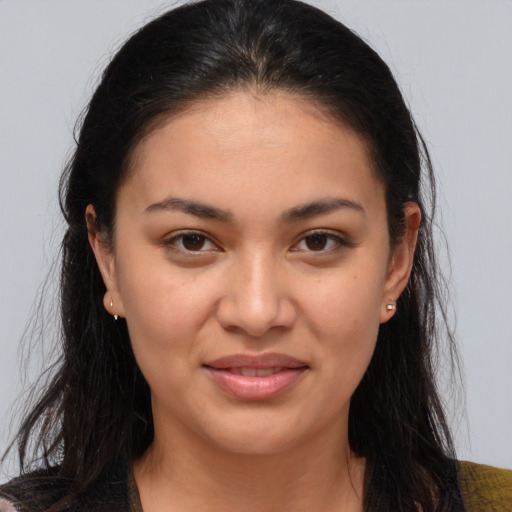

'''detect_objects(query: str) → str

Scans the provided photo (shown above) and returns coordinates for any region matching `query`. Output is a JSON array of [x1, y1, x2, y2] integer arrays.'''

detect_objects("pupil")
[[306, 234, 327, 251], [183, 234, 205, 250]]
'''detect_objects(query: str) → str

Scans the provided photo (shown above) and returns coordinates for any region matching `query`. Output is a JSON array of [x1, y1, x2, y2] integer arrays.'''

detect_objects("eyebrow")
[[145, 196, 364, 223], [281, 197, 365, 222], [145, 197, 232, 222]]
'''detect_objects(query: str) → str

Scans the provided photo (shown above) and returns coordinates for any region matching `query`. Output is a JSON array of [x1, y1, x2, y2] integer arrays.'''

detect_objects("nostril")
[[215, 268, 297, 337], [216, 299, 294, 336]]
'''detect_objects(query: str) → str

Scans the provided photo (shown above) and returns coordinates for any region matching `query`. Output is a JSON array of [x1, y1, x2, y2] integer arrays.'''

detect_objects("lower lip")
[[204, 367, 308, 400]]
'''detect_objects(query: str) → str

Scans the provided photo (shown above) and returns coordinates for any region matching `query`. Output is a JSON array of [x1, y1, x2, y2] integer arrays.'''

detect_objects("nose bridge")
[[243, 250, 278, 309], [217, 246, 295, 336]]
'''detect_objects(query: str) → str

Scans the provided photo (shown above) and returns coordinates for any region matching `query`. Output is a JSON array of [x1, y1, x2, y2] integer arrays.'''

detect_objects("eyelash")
[[291, 230, 348, 253], [163, 230, 348, 255], [164, 231, 220, 254]]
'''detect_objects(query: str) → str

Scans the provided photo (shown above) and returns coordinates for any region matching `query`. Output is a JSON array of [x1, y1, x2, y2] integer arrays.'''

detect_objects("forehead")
[[122, 91, 384, 218]]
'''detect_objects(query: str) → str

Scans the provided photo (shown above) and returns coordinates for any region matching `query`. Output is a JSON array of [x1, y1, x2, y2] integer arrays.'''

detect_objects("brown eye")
[[291, 231, 346, 253], [181, 234, 206, 251], [165, 231, 220, 255], [166, 231, 219, 254], [305, 234, 329, 251]]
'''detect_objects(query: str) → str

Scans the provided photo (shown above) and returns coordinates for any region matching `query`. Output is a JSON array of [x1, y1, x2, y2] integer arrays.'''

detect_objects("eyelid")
[[164, 230, 222, 253], [162, 228, 352, 255], [289, 229, 349, 253]]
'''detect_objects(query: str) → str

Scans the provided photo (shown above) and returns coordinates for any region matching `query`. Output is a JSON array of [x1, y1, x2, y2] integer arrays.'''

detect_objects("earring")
[[386, 301, 396, 311], [110, 298, 119, 321]]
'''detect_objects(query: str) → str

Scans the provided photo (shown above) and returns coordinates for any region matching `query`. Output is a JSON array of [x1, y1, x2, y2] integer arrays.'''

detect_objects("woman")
[[1, 0, 510, 511]]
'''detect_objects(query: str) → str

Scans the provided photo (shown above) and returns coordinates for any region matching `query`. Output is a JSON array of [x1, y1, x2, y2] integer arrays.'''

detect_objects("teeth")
[[230, 367, 283, 377]]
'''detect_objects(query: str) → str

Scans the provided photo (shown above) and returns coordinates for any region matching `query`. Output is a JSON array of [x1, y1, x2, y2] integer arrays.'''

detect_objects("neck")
[[134, 417, 365, 512]]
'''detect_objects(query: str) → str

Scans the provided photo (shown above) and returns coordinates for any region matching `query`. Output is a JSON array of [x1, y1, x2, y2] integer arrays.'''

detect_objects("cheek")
[[118, 273, 212, 408], [115, 254, 213, 366], [303, 269, 383, 377], [305, 267, 384, 332]]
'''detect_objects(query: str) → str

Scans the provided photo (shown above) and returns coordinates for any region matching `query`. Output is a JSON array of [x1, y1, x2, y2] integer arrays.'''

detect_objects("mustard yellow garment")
[[458, 461, 512, 511]]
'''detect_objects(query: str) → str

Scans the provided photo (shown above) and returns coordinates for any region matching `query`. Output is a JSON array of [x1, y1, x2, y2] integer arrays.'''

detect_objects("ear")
[[379, 202, 421, 323], [86, 205, 125, 319]]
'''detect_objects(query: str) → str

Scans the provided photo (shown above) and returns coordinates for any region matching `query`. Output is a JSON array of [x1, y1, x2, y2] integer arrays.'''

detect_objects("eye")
[[291, 231, 345, 253], [166, 231, 219, 253]]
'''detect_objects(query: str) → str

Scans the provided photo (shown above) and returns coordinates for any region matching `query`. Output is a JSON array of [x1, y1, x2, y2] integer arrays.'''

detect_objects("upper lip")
[[203, 353, 308, 369]]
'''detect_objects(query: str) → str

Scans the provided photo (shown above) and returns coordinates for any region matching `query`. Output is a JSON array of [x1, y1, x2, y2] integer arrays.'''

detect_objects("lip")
[[203, 353, 309, 401]]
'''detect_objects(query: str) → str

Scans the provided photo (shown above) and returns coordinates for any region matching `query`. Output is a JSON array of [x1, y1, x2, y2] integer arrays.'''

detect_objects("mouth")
[[203, 353, 309, 400], [222, 367, 286, 377]]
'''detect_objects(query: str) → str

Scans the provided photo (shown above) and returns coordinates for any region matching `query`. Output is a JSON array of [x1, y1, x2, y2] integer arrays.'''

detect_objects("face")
[[90, 91, 418, 456]]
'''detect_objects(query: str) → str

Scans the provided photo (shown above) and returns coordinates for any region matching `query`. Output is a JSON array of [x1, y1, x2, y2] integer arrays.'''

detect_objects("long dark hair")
[[6, 1, 463, 510]]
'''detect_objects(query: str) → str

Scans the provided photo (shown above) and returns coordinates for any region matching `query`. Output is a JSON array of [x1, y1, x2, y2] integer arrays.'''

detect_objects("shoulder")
[[0, 458, 133, 512], [458, 460, 512, 511]]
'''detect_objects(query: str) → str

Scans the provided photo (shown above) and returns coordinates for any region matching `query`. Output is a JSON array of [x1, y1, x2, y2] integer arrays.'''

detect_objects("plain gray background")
[[1, 0, 511, 477]]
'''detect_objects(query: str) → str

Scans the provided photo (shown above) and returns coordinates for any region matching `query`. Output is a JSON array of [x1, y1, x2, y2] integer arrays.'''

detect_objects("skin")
[[88, 91, 420, 512]]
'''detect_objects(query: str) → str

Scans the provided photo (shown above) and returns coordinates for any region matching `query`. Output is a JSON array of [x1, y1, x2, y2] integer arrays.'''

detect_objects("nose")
[[215, 253, 297, 337]]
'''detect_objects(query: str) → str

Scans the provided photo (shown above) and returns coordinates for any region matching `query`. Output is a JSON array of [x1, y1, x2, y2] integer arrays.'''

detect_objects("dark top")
[[1, 459, 511, 511]]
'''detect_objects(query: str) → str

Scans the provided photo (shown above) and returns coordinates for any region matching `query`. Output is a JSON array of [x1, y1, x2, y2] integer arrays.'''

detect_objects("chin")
[[199, 415, 307, 456], [211, 432, 298, 456]]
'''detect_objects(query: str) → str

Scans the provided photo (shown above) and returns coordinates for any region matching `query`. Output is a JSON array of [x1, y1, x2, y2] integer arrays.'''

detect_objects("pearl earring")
[[110, 298, 118, 320]]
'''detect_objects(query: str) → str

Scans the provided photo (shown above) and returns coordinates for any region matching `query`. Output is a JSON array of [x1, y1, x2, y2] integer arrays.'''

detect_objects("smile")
[[227, 367, 283, 377], [203, 353, 309, 400]]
